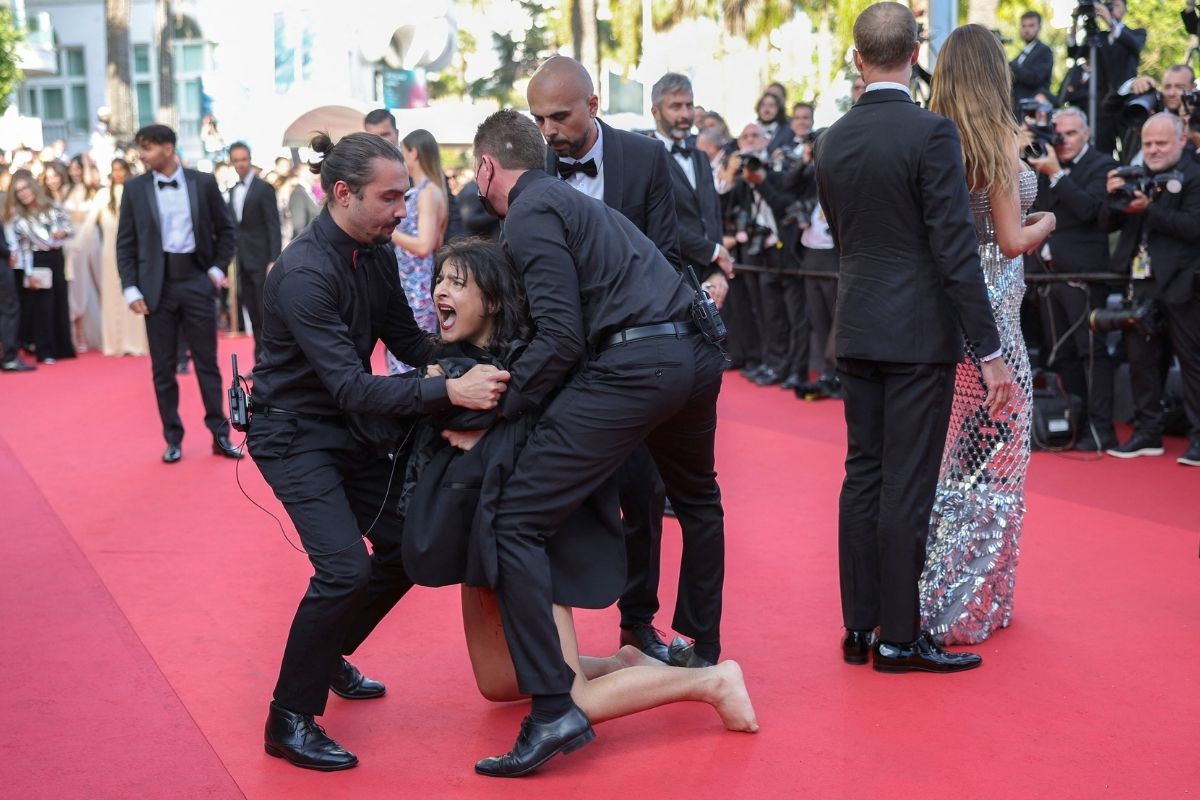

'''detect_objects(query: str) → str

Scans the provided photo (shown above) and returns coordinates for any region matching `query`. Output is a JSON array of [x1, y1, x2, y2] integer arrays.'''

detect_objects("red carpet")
[[1, 338, 1196, 799]]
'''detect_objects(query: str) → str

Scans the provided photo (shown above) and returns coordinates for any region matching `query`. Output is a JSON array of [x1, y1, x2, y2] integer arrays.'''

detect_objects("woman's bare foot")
[[615, 644, 668, 669], [707, 661, 759, 732]]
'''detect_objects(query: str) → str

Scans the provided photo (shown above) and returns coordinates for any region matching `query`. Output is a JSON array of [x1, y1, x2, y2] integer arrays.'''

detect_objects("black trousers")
[[144, 270, 228, 446], [1125, 280, 1200, 440], [47, 250, 74, 359], [1039, 282, 1115, 431], [238, 264, 267, 365], [723, 271, 761, 367], [837, 357, 956, 644], [14, 267, 52, 360], [779, 269, 809, 378], [249, 414, 413, 716], [0, 265, 19, 359], [748, 246, 796, 374], [493, 334, 726, 695], [804, 247, 839, 378], [616, 443, 666, 628]]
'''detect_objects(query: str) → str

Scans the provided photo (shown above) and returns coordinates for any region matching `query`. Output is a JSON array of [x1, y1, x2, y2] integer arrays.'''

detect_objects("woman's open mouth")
[[437, 303, 457, 331]]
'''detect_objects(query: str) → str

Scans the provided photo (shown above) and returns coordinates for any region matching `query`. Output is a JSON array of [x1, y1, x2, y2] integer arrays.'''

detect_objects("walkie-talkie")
[[686, 265, 728, 347], [229, 354, 250, 432]]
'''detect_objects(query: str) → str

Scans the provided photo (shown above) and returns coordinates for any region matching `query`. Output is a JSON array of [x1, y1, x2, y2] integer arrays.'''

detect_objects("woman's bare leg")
[[461, 587, 758, 731], [555, 606, 758, 732]]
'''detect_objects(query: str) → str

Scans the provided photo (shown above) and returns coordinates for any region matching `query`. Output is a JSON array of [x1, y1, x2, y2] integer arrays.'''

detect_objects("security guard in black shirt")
[[467, 110, 727, 777], [249, 132, 509, 771]]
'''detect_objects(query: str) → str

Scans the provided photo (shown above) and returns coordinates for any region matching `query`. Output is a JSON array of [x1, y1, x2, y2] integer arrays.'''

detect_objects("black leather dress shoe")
[[873, 632, 982, 673], [329, 657, 386, 700], [162, 445, 182, 463], [1107, 431, 1164, 458], [619, 624, 670, 663], [212, 434, 244, 459], [739, 364, 765, 381], [1075, 427, 1118, 452], [475, 705, 594, 778], [780, 373, 805, 390], [667, 636, 716, 668], [264, 701, 358, 771], [842, 629, 876, 665], [753, 367, 783, 386]]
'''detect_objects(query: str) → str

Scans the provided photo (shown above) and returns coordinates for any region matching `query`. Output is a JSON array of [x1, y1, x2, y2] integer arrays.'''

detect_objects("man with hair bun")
[[247, 131, 510, 771]]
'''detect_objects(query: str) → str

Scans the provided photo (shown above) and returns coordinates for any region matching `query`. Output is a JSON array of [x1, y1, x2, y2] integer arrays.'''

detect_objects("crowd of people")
[[1, 0, 1195, 780]]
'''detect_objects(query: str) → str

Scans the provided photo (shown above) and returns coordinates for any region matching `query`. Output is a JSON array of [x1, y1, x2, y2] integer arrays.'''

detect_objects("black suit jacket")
[[814, 89, 999, 364], [1102, 154, 1200, 305], [1011, 39, 1054, 104], [116, 168, 237, 313], [1032, 146, 1116, 274], [664, 144, 723, 274], [1095, 24, 1147, 92], [547, 118, 682, 267], [229, 175, 281, 272]]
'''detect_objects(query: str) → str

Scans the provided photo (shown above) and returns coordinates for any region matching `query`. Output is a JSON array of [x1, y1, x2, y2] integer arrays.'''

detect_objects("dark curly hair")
[[434, 238, 532, 355]]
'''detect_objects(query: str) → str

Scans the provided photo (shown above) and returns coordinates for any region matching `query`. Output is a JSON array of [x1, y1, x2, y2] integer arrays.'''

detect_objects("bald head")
[[1142, 112, 1186, 172], [527, 56, 600, 159]]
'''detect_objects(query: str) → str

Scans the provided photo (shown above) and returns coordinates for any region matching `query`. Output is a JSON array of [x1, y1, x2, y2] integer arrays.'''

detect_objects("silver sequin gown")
[[919, 169, 1036, 646]]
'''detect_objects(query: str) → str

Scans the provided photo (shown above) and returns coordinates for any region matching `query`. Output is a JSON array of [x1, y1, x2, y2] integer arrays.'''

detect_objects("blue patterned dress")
[[387, 179, 440, 375]]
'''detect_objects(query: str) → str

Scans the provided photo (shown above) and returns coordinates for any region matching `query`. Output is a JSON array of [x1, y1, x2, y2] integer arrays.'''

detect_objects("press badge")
[[1131, 244, 1152, 280]]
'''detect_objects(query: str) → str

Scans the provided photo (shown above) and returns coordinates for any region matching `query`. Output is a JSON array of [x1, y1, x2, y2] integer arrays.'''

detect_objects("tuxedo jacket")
[[1101, 154, 1200, 305], [1011, 39, 1054, 103], [1032, 146, 1116, 274], [1095, 24, 1147, 92], [665, 145, 723, 274], [229, 175, 281, 272], [116, 168, 237, 312], [814, 89, 999, 364], [546, 118, 682, 267]]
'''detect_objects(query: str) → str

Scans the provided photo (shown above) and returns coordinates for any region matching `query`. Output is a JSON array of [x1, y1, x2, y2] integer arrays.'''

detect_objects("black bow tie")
[[557, 158, 598, 179], [671, 143, 692, 157], [1059, 159, 1074, 169], [157, 179, 179, 190]]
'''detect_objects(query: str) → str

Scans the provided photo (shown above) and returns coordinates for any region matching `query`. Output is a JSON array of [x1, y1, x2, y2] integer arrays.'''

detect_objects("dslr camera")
[[1088, 299, 1161, 336], [1109, 165, 1185, 209], [1121, 90, 1163, 130], [738, 151, 766, 173], [1019, 101, 1062, 159]]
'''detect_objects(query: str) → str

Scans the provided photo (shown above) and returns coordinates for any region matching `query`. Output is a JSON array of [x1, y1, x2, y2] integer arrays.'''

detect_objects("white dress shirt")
[[558, 120, 605, 200], [654, 130, 696, 189], [864, 81, 912, 96], [231, 174, 253, 223]]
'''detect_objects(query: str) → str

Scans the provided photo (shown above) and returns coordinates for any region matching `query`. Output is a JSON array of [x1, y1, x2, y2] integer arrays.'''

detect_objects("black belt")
[[599, 321, 696, 351], [251, 403, 343, 423]]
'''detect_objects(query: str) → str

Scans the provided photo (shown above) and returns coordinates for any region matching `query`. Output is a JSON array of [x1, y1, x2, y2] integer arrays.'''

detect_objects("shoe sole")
[[1179, 457, 1200, 466], [329, 686, 386, 700], [1106, 447, 1164, 458], [264, 743, 358, 771], [872, 660, 983, 674], [843, 654, 869, 665], [475, 727, 596, 778]]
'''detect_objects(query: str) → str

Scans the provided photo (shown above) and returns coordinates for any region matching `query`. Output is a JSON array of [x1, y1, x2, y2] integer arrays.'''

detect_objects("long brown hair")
[[401, 128, 449, 229], [108, 158, 131, 214], [929, 24, 1020, 195], [4, 169, 51, 221], [40, 160, 73, 203]]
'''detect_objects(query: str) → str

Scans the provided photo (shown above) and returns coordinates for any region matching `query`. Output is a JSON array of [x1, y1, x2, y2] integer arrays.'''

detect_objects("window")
[[64, 47, 85, 78], [69, 85, 88, 133], [133, 44, 151, 75], [136, 82, 154, 127], [43, 87, 64, 119], [179, 43, 204, 73], [25, 87, 37, 116]]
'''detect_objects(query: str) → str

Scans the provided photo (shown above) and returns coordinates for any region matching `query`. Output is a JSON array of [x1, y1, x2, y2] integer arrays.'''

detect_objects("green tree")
[[106, 0, 135, 144], [0, 6, 24, 115]]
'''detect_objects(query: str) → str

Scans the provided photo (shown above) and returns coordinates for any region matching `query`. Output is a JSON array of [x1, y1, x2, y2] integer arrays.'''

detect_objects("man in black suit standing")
[[527, 56, 718, 668], [1093, 0, 1147, 155], [815, 2, 1013, 673], [227, 141, 281, 366], [1101, 113, 1200, 466], [1027, 107, 1119, 451], [117, 124, 240, 463], [1011, 11, 1054, 112]]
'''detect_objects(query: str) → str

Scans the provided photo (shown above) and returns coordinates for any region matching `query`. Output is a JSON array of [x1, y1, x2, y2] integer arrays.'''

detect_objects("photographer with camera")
[[1090, 0, 1148, 156], [1012, 11, 1055, 114], [1106, 65, 1196, 162], [1100, 113, 1200, 464], [723, 123, 800, 387], [1027, 108, 1120, 450]]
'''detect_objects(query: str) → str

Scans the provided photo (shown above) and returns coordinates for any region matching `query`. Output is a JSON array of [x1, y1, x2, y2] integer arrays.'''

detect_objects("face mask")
[[477, 162, 502, 219]]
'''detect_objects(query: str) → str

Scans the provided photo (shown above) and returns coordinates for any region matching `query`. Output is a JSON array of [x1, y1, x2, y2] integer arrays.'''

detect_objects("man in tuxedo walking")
[[527, 56, 725, 669], [227, 141, 281, 366], [1010, 11, 1054, 113], [116, 124, 240, 463], [815, 2, 1013, 673]]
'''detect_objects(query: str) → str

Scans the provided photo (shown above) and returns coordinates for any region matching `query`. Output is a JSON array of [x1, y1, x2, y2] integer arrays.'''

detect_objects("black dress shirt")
[[253, 209, 446, 416], [499, 169, 693, 417]]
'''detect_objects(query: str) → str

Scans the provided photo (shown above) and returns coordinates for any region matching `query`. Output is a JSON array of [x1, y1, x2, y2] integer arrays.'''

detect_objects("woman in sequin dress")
[[919, 24, 1057, 645], [386, 128, 447, 375]]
